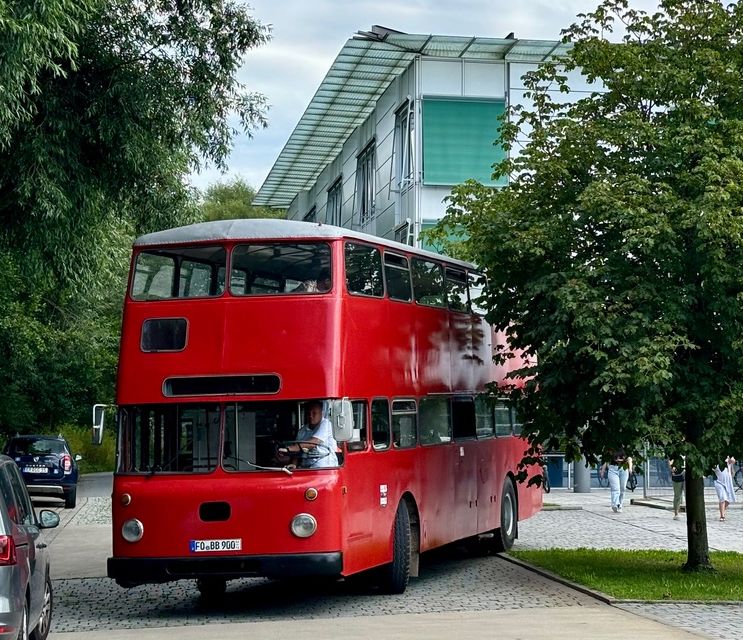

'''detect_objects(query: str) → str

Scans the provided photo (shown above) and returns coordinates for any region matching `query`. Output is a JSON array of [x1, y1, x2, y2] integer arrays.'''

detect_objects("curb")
[[499, 553, 615, 604]]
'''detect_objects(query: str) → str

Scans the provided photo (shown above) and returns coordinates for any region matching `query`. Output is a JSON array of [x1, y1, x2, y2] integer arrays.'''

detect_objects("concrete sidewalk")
[[50, 608, 704, 640]]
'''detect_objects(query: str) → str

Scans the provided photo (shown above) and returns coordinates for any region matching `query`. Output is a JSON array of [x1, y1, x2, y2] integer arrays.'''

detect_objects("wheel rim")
[[503, 492, 514, 537], [37, 579, 52, 637]]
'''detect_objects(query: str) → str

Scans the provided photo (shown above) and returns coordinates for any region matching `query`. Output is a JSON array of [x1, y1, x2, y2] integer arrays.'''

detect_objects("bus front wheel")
[[492, 480, 517, 553], [380, 501, 411, 594]]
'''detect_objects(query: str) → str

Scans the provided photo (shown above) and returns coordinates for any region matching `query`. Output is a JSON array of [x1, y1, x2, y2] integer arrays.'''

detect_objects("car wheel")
[[29, 573, 52, 640], [17, 598, 28, 640], [64, 487, 77, 509]]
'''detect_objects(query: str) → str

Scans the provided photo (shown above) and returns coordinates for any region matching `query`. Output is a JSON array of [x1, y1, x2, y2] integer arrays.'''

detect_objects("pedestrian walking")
[[713, 456, 736, 522], [669, 456, 684, 520], [602, 448, 632, 513]]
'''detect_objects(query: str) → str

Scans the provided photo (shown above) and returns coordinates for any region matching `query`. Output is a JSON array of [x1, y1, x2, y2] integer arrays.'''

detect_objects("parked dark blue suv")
[[3, 435, 80, 509]]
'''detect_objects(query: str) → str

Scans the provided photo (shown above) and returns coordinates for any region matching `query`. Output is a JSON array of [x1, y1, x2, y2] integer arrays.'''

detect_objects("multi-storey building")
[[255, 26, 584, 248]]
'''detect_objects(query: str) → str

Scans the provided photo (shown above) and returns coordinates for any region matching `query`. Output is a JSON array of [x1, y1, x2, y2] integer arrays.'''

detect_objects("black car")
[[4, 435, 80, 509]]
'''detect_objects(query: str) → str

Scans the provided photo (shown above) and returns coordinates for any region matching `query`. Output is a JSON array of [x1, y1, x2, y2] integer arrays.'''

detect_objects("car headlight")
[[122, 518, 144, 542], [290, 513, 317, 538]]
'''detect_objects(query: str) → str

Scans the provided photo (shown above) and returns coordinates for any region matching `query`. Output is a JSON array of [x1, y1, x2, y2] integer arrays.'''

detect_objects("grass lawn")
[[509, 548, 743, 601]]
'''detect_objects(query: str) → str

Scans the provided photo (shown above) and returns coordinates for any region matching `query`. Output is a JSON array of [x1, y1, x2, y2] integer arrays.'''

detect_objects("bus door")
[[451, 397, 479, 538]]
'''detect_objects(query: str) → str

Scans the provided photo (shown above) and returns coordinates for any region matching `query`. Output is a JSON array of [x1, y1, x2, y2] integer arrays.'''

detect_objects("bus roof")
[[134, 219, 476, 271]]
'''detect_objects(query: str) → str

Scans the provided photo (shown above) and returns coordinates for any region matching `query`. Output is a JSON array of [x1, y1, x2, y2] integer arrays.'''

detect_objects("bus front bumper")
[[107, 552, 343, 587]]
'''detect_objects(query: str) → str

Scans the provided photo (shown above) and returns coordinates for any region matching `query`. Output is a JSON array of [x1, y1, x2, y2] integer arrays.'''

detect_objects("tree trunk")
[[683, 473, 714, 572]]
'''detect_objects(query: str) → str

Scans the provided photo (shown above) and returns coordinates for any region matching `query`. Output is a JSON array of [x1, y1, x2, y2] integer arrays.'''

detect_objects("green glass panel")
[[422, 98, 506, 186]]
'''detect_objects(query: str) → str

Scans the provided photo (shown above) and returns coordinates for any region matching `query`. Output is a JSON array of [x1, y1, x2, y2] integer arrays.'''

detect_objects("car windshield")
[[9, 439, 66, 456]]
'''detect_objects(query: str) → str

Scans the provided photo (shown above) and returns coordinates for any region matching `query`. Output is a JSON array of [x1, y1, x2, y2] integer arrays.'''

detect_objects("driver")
[[280, 400, 338, 468]]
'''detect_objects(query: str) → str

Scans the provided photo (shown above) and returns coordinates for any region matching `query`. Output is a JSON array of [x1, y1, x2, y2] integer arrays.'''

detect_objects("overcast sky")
[[190, 0, 658, 192]]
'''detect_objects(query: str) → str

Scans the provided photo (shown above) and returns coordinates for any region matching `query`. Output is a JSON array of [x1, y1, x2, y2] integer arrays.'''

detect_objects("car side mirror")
[[330, 398, 354, 442], [38, 509, 60, 529]]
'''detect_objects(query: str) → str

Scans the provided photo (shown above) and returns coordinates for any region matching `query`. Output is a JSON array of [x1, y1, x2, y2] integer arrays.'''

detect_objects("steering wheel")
[[276, 440, 332, 464]]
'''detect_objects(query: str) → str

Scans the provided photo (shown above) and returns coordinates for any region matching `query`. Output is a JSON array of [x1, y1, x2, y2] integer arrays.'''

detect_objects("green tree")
[[436, 0, 743, 572], [201, 177, 284, 221], [0, 1, 270, 436]]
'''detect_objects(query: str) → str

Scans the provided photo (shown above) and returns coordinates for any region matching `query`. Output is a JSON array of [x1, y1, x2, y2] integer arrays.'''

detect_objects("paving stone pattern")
[[52, 491, 743, 637]]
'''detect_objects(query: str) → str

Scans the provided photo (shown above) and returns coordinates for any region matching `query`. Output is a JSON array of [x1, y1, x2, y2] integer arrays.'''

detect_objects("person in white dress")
[[713, 456, 736, 522]]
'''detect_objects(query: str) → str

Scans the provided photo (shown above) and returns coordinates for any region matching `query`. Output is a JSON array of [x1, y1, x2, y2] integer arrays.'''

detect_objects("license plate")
[[190, 538, 242, 553], [23, 466, 48, 474]]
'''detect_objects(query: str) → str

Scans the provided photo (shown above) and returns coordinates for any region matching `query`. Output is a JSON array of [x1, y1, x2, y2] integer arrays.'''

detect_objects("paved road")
[[45, 486, 743, 639]]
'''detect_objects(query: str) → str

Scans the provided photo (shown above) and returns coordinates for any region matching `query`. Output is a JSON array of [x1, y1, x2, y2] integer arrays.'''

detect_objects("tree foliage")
[[200, 177, 284, 221], [0, 1, 269, 436], [435, 0, 743, 570]]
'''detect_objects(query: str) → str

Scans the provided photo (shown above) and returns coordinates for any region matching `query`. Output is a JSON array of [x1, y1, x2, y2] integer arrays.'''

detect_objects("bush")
[[57, 423, 115, 473]]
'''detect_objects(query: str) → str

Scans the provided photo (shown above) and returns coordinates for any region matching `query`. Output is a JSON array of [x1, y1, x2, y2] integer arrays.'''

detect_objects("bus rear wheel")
[[379, 501, 411, 594], [492, 480, 517, 553]]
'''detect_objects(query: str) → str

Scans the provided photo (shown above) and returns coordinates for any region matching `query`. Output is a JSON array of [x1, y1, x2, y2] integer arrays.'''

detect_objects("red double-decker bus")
[[95, 219, 540, 596]]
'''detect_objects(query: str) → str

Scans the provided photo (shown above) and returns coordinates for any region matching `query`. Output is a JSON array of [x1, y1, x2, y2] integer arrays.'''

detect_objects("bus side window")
[[347, 400, 368, 452], [392, 399, 417, 449], [419, 396, 451, 445], [475, 395, 495, 439], [371, 399, 390, 450], [495, 401, 512, 437], [384, 253, 412, 302], [411, 259, 445, 308], [345, 243, 384, 297], [468, 272, 487, 316], [445, 268, 468, 313]]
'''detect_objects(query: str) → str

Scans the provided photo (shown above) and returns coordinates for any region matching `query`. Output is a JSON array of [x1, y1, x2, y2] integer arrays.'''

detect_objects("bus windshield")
[[118, 401, 341, 474]]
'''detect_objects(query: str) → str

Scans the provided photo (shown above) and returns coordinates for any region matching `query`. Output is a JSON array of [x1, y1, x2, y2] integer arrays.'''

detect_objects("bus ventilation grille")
[[163, 375, 281, 396]]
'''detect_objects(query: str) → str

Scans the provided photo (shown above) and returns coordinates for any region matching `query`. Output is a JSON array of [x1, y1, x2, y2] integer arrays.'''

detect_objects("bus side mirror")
[[92, 404, 107, 445], [330, 398, 354, 442]]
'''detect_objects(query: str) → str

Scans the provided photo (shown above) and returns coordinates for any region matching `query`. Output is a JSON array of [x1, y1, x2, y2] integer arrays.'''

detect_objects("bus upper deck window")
[[131, 247, 226, 300], [384, 253, 412, 302], [412, 259, 444, 308], [345, 243, 383, 297], [230, 243, 331, 295]]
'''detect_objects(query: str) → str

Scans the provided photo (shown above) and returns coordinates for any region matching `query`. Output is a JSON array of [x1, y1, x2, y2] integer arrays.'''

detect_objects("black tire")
[[64, 487, 76, 509], [30, 574, 52, 640], [492, 480, 517, 553], [379, 502, 411, 594], [196, 577, 227, 603]]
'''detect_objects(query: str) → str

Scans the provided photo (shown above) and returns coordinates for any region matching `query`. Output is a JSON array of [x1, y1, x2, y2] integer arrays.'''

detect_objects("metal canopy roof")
[[255, 26, 570, 208]]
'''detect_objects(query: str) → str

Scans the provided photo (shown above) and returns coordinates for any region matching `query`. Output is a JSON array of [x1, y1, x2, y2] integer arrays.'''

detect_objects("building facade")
[[255, 26, 588, 248]]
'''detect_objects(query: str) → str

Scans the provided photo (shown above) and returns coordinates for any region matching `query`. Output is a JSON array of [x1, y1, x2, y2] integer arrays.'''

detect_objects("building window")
[[354, 142, 375, 226], [393, 101, 414, 193], [303, 206, 316, 223], [326, 178, 342, 226], [422, 98, 506, 186]]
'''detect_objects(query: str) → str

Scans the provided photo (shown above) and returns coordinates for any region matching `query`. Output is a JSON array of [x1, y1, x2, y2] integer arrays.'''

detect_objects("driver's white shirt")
[[296, 418, 338, 468]]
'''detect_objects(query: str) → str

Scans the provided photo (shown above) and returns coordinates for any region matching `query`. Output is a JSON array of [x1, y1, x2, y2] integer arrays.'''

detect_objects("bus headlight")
[[122, 518, 144, 542], [290, 513, 317, 538]]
